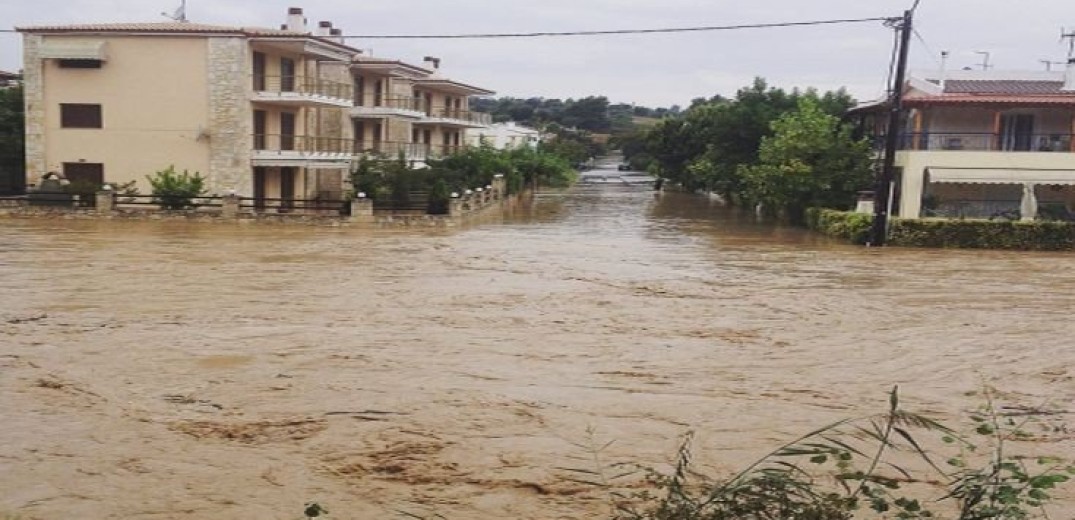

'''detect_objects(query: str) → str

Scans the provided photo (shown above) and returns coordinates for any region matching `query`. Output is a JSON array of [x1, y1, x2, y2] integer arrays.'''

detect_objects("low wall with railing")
[[0, 176, 524, 229]]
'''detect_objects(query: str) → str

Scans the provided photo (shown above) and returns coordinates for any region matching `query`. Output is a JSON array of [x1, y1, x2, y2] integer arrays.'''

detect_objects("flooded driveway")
[[1, 184, 1073, 519]]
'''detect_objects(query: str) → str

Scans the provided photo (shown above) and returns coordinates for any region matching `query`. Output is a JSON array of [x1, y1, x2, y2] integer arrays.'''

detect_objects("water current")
[[1, 168, 1073, 518]]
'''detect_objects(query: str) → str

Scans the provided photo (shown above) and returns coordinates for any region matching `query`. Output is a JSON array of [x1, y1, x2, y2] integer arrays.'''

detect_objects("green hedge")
[[805, 208, 873, 245], [805, 208, 1075, 250]]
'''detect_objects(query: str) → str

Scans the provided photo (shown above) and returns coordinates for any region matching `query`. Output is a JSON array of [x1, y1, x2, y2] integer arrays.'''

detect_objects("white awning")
[[927, 168, 1075, 186], [39, 41, 109, 61]]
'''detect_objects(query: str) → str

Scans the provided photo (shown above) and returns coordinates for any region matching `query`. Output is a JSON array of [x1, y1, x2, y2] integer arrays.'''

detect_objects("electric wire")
[[2, 16, 895, 38]]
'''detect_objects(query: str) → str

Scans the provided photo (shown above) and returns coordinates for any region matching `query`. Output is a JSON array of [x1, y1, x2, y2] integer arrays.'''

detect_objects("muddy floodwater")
[[1, 183, 1074, 519]]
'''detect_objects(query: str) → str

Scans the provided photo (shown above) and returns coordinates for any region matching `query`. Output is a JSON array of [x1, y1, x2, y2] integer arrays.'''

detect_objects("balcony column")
[[1020, 183, 1038, 221], [911, 109, 923, 150], [992, 111, 1003, 151], [1070, 114, 1075, 153]]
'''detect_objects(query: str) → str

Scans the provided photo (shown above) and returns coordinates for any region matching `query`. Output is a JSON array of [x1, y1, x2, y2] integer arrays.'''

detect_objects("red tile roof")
[[943, 80, 1067, 95], [16, 22, 360, 53]]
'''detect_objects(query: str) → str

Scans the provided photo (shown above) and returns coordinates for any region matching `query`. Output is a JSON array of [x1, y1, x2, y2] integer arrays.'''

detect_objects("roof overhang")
[[38, 40, 109, 60], [413, 78, 494, 96], [251, 37, 353, 62], [905, 95, 1075, 108], [928, 168, 1075, 185], [352, 59, 432, 78]]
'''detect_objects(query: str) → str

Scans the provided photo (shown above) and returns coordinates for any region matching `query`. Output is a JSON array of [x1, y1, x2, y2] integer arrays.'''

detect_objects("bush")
[[147, 166, 206, 210], [889, 219, 1075, 250], [805, 208, 873, 245], [805, 209, 1075, 250]]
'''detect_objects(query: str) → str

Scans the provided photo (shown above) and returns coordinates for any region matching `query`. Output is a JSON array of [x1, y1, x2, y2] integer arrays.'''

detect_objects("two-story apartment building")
[[857, 62, 1075, 220], [17, 7, 495, 207], [466, 122, 542, 150]]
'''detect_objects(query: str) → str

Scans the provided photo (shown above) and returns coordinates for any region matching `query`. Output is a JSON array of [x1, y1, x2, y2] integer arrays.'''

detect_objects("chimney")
[[423, 56, 441, 70], [286, 7, 307, 33], [317, 21, 332, 37], [330, 28, 344, 44], [1064, 58, 1075, 92], [939, 50, 949, 92]]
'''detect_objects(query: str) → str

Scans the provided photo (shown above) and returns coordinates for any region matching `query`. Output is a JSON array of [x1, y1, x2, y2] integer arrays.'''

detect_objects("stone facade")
[[21, 34, 46, 185], [206, 37, 252, 195]]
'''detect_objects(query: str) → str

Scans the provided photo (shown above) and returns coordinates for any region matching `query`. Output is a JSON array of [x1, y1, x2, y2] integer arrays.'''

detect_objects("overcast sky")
[[1, 0, 1072, 107]]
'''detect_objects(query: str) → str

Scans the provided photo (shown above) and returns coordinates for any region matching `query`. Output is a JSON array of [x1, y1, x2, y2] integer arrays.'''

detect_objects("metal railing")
[[895, 133, 1075, 152], [423, 107, 492, 125], [113, 194, 224, 209], [353, 141, 467, 159], [253, 134, 354, 154], [353, 95, 427, 112], [252, 74, 353, 100], [240, 197, 349, 215]]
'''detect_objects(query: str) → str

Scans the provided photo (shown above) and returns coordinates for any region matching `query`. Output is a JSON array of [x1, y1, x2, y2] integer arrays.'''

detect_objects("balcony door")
[[253, 110, 267, 150], [354, 75, 365, 106], [1000, 114, 1034, 151], [253, 52, 266, 91], [280, 57, 296, 92], [280, 112, 296, 151]]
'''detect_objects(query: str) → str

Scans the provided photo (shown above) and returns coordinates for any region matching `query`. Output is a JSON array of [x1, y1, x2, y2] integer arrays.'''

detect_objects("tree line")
[[470, 96, 681, 135], [617, 78, 875, 222]]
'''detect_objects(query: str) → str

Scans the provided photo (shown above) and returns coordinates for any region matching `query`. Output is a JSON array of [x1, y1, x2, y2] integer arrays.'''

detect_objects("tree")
[[738, 97, 874, 222]]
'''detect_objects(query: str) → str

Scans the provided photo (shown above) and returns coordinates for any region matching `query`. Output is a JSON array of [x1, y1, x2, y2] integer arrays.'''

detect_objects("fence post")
[[449, 192, 464, 219], [95, 189, 115, 213], [492, 174, 506, 199], [351, 194, 374, 223], [221, 193, 241, 218]]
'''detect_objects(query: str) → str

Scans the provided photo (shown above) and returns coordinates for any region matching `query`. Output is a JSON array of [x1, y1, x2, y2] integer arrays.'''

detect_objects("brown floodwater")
[[1, 181, 1073, 519]]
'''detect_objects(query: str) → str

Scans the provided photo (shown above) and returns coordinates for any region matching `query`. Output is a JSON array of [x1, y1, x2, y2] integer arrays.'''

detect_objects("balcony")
[[354, 141, 468, 162], [896, 133, 1075, 152], [252, 75, 353, 108], [415, 107, 492, 128], [350, 95, 427, 119], [252, 134, 354, 168]]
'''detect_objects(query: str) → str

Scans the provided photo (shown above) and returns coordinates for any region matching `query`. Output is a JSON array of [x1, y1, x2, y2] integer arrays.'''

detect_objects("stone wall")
[[206, 37, 252, 195], [21, 34, 46, 185]]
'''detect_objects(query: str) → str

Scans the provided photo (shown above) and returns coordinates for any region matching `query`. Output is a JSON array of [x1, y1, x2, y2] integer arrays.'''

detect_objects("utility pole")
[[869, 10, 913, 247]]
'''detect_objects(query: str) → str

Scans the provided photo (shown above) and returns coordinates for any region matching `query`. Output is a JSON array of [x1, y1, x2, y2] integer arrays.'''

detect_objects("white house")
[[855, 60, 1075, 221], [466, 122, 541, 150]]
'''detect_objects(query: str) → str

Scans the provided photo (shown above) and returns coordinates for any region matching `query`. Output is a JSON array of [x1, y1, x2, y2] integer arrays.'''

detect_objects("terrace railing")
[[252, 74, 353, 101], [253, 134, 355, 155], [896, 133, 1075, 152]]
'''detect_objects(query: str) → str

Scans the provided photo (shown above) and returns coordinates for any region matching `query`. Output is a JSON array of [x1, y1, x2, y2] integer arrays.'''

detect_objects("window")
[[63, 163, 104, 186], [60, 104, 102, 128], [58, 59, 103, 69]]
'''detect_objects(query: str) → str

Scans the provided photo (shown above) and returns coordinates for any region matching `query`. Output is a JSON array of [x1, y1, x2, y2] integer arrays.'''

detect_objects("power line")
[[1, 16, 895, 39], [337, 17, 895, 39]]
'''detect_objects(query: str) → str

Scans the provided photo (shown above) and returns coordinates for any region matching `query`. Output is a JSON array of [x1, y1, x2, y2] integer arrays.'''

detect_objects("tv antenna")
[[162, 0, 188, 23], [1040, 59, 1065, 71], [974, 50, 992, 70]]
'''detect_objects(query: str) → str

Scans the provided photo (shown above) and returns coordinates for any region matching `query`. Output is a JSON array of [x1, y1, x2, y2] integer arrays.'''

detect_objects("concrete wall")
[[31, 35, 212, 192]]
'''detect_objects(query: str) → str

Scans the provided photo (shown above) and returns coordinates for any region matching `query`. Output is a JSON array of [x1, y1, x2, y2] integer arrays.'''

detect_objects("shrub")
[[147, 166, 206, 210], [805, 208, 873, 245], [805, 209, 1075, 250], [889, 219, 1075, 250]]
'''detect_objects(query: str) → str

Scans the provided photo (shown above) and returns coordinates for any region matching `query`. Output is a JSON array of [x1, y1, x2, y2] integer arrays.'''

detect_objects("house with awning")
[[854, 60, 1075, 221]]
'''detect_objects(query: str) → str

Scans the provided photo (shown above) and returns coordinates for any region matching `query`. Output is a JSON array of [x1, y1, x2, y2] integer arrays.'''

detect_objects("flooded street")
[[2, 179, 1074, 519]]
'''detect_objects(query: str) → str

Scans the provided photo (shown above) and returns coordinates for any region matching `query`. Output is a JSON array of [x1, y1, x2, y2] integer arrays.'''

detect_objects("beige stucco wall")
[[35, 36, 211, 192], [923, 107, 1073, 135], [897, 150, 1075, 217]]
